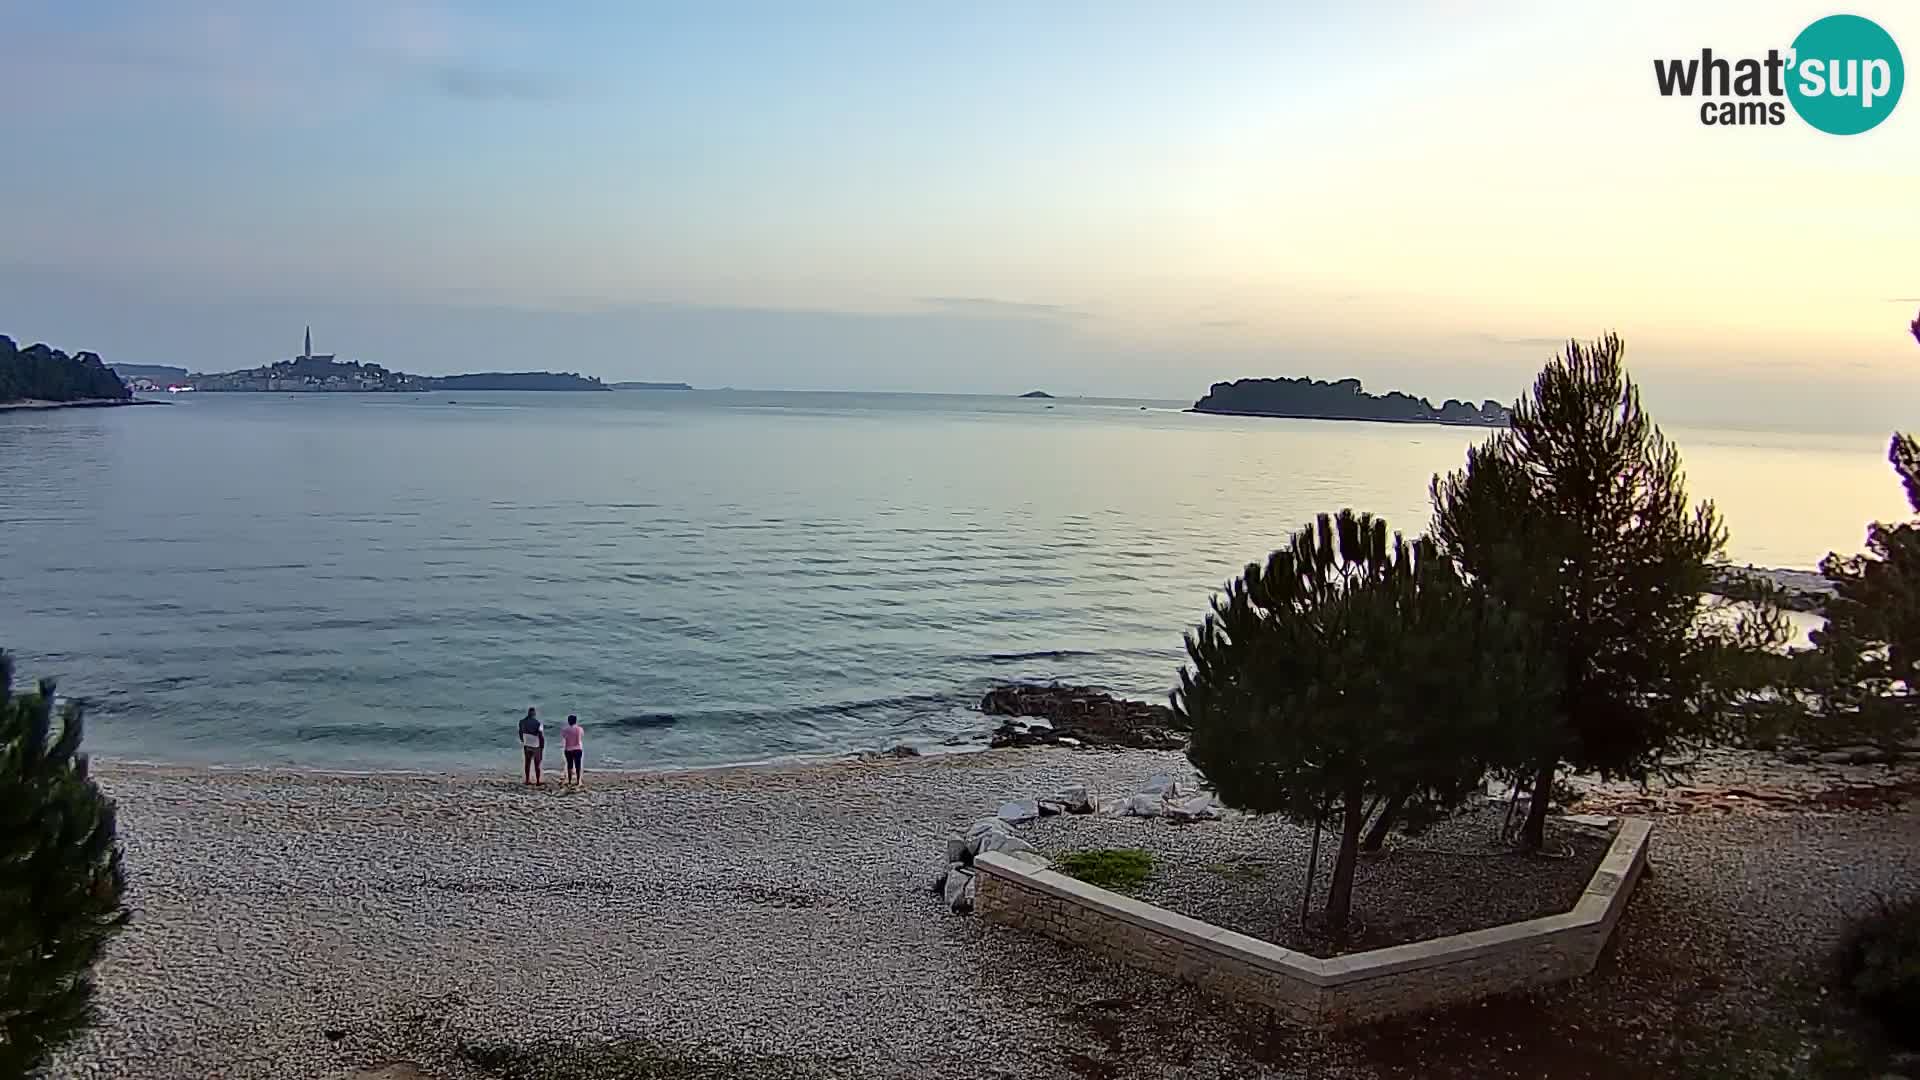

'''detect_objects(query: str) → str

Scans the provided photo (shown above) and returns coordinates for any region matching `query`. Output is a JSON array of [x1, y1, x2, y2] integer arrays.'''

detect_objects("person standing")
[[561, 714, 585, 787], [518, 707, 544, 786]]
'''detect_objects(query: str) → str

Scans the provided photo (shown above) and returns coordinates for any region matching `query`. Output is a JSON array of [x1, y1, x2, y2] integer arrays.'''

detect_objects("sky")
[[1, 1, 1916, 430]]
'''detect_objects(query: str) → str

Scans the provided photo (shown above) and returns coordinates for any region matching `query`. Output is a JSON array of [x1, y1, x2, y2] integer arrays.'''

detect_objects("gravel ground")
[[1023, 804, 1607, 956], [46, 749, 1920, 1080], [52, 750, 1371, 1080]]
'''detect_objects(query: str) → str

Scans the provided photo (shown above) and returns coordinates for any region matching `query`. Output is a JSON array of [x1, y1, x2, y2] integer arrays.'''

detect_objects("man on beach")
[[518, 707, 544, 786]]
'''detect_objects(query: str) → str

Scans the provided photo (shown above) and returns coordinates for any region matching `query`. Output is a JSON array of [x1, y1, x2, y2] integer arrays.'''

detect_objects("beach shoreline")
[[55, 747, 1920, 1079]]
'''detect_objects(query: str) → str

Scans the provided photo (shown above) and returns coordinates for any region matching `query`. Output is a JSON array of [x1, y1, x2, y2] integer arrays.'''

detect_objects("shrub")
[[0, 652, 130, 1077], [1836, 896, 1920, 1048], [1056, 848, 1154, 892]]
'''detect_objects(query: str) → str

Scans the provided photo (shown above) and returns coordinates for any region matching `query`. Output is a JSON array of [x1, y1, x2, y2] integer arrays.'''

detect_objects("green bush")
[[1056, 848, 1153, 892], [1836, 896, 1920, 1048]]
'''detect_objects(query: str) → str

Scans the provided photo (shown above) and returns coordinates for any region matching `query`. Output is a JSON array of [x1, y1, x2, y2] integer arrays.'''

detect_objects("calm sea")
[[0, 391, 1899, 770]]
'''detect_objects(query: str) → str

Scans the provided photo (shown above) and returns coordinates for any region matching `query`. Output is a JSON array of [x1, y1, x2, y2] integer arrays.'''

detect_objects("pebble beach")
[[51, 747, 1920, 1080]]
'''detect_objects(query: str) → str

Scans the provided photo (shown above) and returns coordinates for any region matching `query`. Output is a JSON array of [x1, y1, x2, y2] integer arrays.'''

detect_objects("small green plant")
[[459, 1036, 808, 1079], [1836, 895, 1920, 1048], [1057, 848, 1154, 892], [1206, 859, 1268, 883]]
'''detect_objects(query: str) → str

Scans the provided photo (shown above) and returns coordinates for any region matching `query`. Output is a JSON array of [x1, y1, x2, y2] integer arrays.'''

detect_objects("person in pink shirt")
[[561, 714, 586, 787]]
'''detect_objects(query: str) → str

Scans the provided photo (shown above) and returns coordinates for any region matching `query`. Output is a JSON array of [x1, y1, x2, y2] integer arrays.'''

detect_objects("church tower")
[[303, 326, 312, 361]]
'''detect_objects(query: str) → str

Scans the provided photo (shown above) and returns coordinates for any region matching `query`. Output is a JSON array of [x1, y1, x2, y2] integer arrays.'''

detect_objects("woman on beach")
[[518, 707, 544, 786], [561, 714, 585, 787]]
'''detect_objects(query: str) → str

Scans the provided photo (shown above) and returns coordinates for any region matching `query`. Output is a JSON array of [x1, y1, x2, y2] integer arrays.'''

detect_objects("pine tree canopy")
[[1176, 510, 1533, 825], [1430, 333, 1759, 804]]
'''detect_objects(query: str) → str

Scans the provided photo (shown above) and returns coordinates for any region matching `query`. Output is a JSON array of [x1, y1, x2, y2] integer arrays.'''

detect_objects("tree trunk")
[[1520, 760, 1555, 851], [1324, 784, 1367, 937], [1301, 810, 1322, 931], [1360, 791, 1407, 852]]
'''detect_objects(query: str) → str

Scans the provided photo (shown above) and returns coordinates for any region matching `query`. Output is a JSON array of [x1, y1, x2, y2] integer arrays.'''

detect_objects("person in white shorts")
[[517, 706, 545, 786]]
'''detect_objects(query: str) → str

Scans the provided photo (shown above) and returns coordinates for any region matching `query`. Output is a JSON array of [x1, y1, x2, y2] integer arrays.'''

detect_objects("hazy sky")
[[2, 1, 1915, 429]]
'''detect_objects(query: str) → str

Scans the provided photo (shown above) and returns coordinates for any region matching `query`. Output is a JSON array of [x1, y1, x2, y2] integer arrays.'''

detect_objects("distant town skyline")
[[2, 1, 1916, 433]]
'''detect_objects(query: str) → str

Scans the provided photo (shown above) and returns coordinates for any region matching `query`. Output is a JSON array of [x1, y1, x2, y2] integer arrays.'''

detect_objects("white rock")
[[1165, 794, 1219, 822], [1119, 793, 1165, 817], [1141, 773, 1178, 797], [966, 817, 1010, 840], [997, 798, 1041, 825], [944, 867, 977, 912], [975, 830, 1037, 856], [1049, 784, 1094, 814]]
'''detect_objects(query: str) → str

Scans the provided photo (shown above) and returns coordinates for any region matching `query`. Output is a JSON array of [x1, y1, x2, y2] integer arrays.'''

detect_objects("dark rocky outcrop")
[[981, 683, 1188, 750], [1710, 564, 1833, 614]]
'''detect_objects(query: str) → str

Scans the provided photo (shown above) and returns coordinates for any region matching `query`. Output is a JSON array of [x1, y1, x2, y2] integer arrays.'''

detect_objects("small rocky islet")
[[979, 682, 1190, 750]]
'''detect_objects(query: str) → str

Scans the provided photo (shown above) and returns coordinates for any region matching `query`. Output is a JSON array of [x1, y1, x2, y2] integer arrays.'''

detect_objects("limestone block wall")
[[973, 818, 1651, 1027]]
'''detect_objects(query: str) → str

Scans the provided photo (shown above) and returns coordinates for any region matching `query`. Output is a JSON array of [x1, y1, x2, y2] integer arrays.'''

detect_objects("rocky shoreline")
[[980, 683, 1189, 750]]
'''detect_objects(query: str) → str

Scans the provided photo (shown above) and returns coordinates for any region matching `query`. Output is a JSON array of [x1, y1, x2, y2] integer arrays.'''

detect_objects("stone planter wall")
[[973, 818, 1651, 1027]]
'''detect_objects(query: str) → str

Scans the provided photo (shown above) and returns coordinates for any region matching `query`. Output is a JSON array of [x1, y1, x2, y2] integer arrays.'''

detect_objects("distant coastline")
[[1192, 376, 1511, 427], [611, 381, 694, 391], [180, 328, 612, 393], [0, 397, 163, 412]]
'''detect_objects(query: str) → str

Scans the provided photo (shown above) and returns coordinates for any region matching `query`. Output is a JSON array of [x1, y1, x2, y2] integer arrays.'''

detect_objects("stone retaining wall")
[[973, 817, 1651, 1027]]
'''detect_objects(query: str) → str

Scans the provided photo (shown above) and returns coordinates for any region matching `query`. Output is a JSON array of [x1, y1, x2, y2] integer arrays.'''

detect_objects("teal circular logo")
[[1787, 14, 1904, 134]]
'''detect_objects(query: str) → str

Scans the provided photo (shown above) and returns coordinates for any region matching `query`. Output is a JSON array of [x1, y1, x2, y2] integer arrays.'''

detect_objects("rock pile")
[[934, 782, 1099, 912], [1113, 773, 1220, 822], [980, 684, 1188, 750], [933, 778, 1222, 911]]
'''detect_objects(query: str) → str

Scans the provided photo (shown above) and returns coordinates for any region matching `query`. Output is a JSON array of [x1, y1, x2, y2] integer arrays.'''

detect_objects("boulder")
[[967, 817, 1010, 840], [944, 834, 968, 866], [1141, 774, 1179, 797], [1049, 783, 1094, 814], [1164, 793, 1219, 822], [997, 798, 1041, 825], [944, 867, 977, 913], [1119, 793, 1165, 817], [975, 830, 1037, 857], [965, 818, 1014, 857]]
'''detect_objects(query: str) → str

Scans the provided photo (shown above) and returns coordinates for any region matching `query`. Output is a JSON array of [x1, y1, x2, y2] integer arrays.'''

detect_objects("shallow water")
[[0, 390, 1899, 769]]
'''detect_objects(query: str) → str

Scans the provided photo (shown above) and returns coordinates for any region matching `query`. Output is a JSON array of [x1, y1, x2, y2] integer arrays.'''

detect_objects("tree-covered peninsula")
[[0, 336, 133, 405], [1192, 376, 1510, 426]]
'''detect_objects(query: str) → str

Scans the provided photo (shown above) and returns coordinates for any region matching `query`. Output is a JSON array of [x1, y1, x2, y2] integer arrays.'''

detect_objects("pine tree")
[[0, 652, 130, 1078], [1801, 315, 1920, 740], [1430, 334, 1759, 850], [1174, 511, 1536, 935]]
